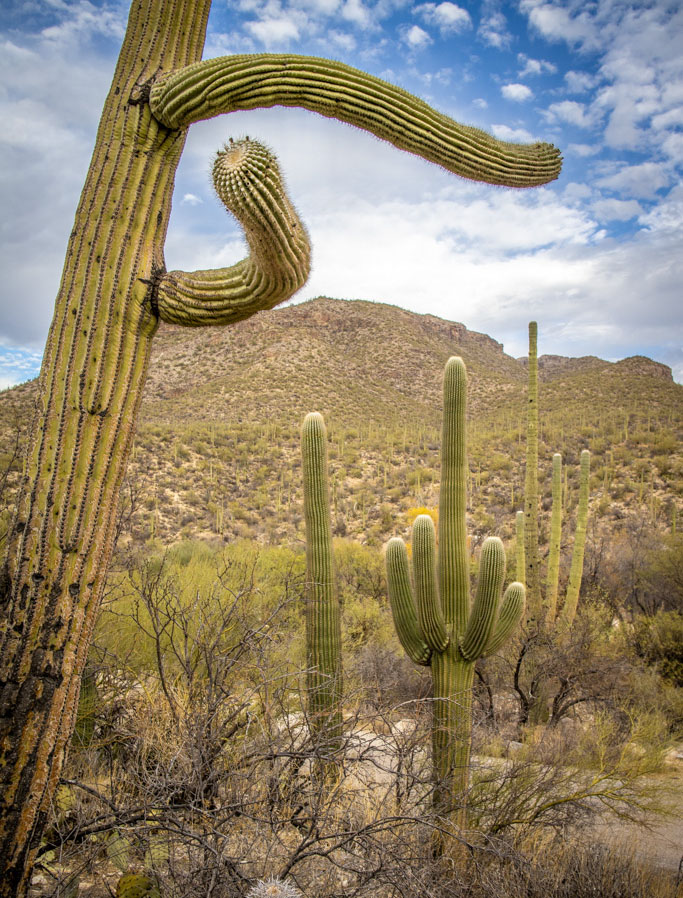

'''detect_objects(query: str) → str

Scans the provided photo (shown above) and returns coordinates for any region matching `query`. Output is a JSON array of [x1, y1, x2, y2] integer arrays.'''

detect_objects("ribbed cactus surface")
[[157, 138, 310, 326], [150, 55, 562, 188], [386, 358, 525, 826], [301, 413, 342, 736]]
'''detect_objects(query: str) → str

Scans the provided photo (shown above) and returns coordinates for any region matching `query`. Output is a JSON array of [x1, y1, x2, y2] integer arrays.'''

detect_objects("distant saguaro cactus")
[[522, 322, 591, 628], [385, 358, 525, 828], [0, 0, 561, 888], [301, 412, 342, 739]]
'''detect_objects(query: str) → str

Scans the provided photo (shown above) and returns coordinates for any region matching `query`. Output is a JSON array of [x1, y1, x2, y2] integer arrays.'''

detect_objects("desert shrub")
[[633, 610, 683, 687]]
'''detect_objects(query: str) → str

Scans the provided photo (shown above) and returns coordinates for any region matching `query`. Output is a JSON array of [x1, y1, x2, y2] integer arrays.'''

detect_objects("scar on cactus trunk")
[[0, 0, 561, 885], [385, 358, 525, 836], [301, 413, 342, 744]]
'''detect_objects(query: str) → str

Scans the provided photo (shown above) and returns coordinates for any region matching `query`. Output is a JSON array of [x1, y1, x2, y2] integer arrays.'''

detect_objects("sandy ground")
[[586, 767, 683, 874]]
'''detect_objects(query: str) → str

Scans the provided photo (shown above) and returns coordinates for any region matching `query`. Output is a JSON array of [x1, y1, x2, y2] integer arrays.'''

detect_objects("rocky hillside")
[[1, 297, 681, 549]]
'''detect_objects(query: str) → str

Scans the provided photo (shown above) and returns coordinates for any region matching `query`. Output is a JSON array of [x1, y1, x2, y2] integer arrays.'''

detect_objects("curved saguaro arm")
[[413, 515, 449, 653], [485, 582, 526, 656], [460, 537, 506, 661], [385, 358, 525, 831], [150, 54, 562, 188], [157, 138, 310, 326], [386, 538, 432, 666]]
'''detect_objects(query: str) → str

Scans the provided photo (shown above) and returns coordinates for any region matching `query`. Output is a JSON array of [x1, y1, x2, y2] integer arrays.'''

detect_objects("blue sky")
[[1, 0, 682, 388]]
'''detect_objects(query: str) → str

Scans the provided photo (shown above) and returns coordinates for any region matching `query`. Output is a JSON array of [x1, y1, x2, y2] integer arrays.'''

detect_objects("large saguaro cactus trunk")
[[0, 3, 212, 892], [0, 1, 561, 888]]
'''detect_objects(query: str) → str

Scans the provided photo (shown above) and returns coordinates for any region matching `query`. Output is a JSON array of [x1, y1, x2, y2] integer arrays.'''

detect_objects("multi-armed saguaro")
[[523, 322, 591, 629], [0, 0, 561, 888], [386, 358, 525, 828], [301, 413, 342, 741]]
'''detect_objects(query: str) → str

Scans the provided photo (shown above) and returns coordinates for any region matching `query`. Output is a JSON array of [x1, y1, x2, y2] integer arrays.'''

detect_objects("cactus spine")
[[522, 323, 591, 628], [386, 358, 525, 826], [301, 413, 342, 738]]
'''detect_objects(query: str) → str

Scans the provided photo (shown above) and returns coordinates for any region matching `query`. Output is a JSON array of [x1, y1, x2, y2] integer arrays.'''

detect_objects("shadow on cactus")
[[385, 357, 525, 834]]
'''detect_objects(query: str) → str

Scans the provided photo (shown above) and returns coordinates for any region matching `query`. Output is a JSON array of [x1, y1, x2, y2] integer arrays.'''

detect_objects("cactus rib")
[[150, 55, 562, 187], [157, 138, 310, 326]]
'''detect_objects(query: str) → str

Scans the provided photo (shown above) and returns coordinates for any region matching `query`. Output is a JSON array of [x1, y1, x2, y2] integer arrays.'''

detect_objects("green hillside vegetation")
[[3, 299, 680, 553]]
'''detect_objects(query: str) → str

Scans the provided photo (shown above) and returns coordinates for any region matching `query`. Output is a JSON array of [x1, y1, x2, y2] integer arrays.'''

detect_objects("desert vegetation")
[[2, 326, 681, 896], [0, 0, 680, 894]]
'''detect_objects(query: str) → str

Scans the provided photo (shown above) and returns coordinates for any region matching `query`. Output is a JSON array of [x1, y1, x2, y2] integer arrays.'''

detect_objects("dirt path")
[[586, 767, 683, 874]]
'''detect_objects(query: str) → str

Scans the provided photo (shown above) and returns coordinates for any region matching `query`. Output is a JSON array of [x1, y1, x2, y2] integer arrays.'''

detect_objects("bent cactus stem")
[[385, 358, 525, 832], [150, 55, 562, 188], [157, 138, 310, 326]]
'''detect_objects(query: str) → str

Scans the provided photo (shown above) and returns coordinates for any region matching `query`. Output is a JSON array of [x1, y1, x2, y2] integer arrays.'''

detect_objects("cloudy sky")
[[1, 0, 682, 388]]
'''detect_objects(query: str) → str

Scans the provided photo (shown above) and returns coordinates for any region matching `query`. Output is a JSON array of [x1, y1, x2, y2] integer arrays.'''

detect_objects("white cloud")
[[517, 53, 557, 77], [639, 184, 683, 233], [39, 1, 125, 45], [564, 70, 597, 94], [592, 198, 643, 222], [416, 2, 471, 34], [661, 132, 683, 164], [597, 162, 671, 200], [401, 24, 432, 49], [181, 193, 203, 206], [567, 143, 600, 157], [478, 9, 510, 48], [544, 100, 597, 129], [501, 83, 533, 102], [328, 29, 357, 52], [473, 97, 488, 109], [246, 16, 301, 45], [520, 0, 599, 50], [341, 0, 373, 28], [490, 124, 535, 143]]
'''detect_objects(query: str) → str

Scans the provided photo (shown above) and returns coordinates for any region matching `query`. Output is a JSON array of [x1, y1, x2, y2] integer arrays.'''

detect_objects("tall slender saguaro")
[[0, 2, 561, 889], [524, 321, 542, 620], [301, 413, 342, 739]]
